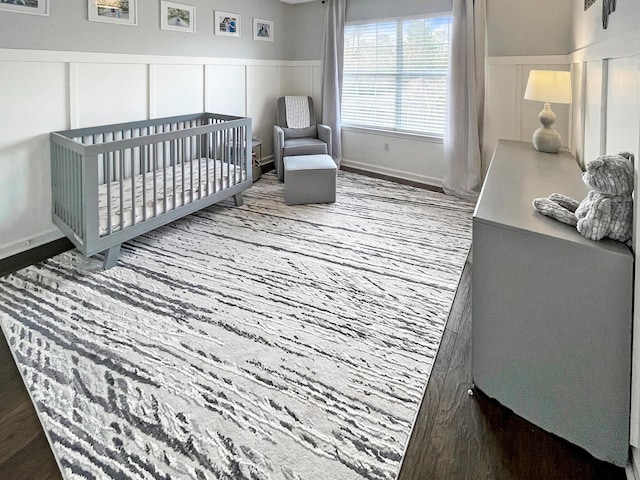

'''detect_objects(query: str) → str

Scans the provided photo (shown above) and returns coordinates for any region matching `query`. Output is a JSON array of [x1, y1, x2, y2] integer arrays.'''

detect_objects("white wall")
[[0, 0, 324, 260], [0, 49, 319, 259], [483, 57, 572, 171], [570, 0, 640, 466], [483, 0, 573, 170], [340, 0, 454, 187]]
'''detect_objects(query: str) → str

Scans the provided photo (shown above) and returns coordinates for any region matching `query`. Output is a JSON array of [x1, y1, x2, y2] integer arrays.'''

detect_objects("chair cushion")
[[283, 125, 318, 139], [283, 138, 328, 157]]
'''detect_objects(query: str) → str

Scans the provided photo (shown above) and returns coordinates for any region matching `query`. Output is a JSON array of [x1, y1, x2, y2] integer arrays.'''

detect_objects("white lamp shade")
[[524, 70, 572, 104]]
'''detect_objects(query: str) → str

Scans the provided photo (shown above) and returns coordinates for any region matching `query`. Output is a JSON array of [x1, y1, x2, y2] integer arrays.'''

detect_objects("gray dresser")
[[472, 139, 633, 467]]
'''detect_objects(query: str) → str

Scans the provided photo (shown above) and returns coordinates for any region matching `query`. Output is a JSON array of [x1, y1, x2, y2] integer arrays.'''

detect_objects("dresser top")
[[474, 139, 631, 254]]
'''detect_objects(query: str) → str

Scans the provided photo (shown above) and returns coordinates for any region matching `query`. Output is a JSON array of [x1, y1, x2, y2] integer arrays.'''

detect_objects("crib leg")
[[233, 193, 244, 207], [103, 244, 121, 270]]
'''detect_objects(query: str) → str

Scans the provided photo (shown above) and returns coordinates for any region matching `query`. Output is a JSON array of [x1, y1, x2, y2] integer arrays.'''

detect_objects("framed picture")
[[161, 1, 195, 33], [214, 10, 240, 37], [253, 18, 274, 42], [0, 0, 49, 16], [88, 0, 137, 26]]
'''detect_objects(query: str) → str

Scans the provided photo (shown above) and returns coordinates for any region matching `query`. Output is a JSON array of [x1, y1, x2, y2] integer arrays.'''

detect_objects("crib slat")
[[172, 138, 177, 211], [234, 127, 238, 186], [198, 135, 202, 200], [107, 151, 112, 236], [131, 148, 136, 227], [187, 135, 192, 203], [73, 149, 79, 234], [119, 150, 125, 232], [181, 137, 186, 205], [215, 129, 219, 194], [205, 131, 210, 197], [63, 148, 70, 228], [152, 141, 158, 218], [142, 145, 147, 221]]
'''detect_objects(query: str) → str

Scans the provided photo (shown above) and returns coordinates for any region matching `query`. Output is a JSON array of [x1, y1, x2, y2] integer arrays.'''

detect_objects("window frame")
[[342, 12, 453, 141]]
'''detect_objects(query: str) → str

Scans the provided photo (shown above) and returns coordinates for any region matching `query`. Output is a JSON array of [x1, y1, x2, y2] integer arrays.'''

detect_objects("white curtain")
[[321, 0, 346, 165], [442, 0, 486, 200]]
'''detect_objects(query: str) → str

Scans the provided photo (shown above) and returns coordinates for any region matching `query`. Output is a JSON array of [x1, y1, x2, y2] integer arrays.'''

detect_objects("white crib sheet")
[[98, 158, 245, 236]]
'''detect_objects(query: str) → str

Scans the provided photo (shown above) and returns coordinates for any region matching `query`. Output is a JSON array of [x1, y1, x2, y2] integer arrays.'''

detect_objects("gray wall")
[[0, 0, 291, 59], [284, 1, 326, 60], [571, 0, 640, 52], [347, 0, 452, 22], [486, 0, 572, 56]]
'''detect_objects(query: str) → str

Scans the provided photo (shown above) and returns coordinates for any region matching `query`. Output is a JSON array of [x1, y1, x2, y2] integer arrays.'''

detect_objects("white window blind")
[[343, 15, 453, 138]]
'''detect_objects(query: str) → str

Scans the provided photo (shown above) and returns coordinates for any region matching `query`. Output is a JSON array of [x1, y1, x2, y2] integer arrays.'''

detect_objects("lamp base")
[[532, 103, 562, 153], [532, 127, 562, 153]]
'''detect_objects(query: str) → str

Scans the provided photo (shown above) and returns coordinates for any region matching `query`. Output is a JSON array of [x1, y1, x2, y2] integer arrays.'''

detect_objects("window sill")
[[341, 126, 443, 144]]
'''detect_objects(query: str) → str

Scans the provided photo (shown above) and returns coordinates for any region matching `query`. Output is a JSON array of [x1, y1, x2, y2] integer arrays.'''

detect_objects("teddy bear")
[[532, 152, 634, 243]]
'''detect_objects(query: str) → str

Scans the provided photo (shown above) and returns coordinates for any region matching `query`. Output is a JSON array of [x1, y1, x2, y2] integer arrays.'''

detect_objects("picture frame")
[[161, 1, 195, 33], [253, 18, 274, 42], [0, 0, 49, 16], [214, 10, 241, 37], [88, 0, 137, 26]]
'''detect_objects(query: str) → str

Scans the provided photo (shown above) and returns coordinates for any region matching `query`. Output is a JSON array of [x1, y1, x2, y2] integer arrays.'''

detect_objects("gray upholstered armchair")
[[273, 96, 332, 182]]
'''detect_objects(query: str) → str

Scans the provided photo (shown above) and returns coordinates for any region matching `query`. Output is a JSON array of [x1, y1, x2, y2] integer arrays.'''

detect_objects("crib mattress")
[[98, 158, 245, 236]]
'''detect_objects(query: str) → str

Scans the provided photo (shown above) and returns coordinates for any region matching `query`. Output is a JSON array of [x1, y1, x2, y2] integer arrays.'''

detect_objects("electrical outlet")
[[384, 143, 390, 152]]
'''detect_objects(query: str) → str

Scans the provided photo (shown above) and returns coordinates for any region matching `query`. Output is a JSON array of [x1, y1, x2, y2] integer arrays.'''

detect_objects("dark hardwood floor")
[[0, 327, 61, 479], [397, 253, 627, 480], [0, 244, 628, 479]]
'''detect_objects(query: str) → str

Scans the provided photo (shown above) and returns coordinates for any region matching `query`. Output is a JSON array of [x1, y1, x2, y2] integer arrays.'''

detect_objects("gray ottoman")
[[284, 154, 337, 205]]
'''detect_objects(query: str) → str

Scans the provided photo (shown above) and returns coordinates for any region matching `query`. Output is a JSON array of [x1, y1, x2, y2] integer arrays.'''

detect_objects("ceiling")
[[278, 0, 317, 3]]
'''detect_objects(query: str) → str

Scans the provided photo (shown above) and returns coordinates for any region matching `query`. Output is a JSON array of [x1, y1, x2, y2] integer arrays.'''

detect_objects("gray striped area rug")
[[0, 171, 474, 480]]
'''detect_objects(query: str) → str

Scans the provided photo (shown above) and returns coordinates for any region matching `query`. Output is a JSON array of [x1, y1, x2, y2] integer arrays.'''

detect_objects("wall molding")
[[0, 229, 63, 261], [487, 55, 570, 66], [0, 49, 320, 261], [571, 29, 640, 63], [0, 48, 321, 67], [341, 158, 442, 188]]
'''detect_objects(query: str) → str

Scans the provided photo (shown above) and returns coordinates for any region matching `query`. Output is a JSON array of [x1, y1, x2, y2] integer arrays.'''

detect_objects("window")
[[342, 15, 453, 138]]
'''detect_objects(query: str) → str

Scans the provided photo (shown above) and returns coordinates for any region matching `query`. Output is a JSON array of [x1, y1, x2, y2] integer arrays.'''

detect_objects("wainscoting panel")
[[205, 64, 247, 118], [484, 57, 572, 170], [483, 64, 519, 168], [0, 61, 68, 259], [583, 60, 606, 163], [247, 65, 280, 158], [519, 64, 571, 150], [151, 64, 205, 118], [73, 63, 149, 129], [0, 48, 321, 259], [570, 33, 640, 450], [605, 56, 640, 155], [279, 65, 313, 97], [570, 62, 586, 168], [312, 65, 323, 123]]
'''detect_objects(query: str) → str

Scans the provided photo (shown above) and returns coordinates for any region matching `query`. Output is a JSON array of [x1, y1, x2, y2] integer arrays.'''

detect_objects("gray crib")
[[50, 113, 252, 269]]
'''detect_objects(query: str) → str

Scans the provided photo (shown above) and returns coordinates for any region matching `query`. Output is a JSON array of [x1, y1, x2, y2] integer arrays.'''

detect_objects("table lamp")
[[524, 70, 572, 153]]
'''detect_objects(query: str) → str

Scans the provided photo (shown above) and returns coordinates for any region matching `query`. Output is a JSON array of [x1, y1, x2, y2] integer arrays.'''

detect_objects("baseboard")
[[0, 229, 64, 261], [0, 237, 73, 278], [628, 447, 640, 480], [340, 158, 443, 188]]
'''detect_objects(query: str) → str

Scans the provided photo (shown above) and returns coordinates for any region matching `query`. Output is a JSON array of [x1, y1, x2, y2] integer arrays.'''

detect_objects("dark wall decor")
[[602, 0, 616, 28], [584, 0, 595, 11]]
